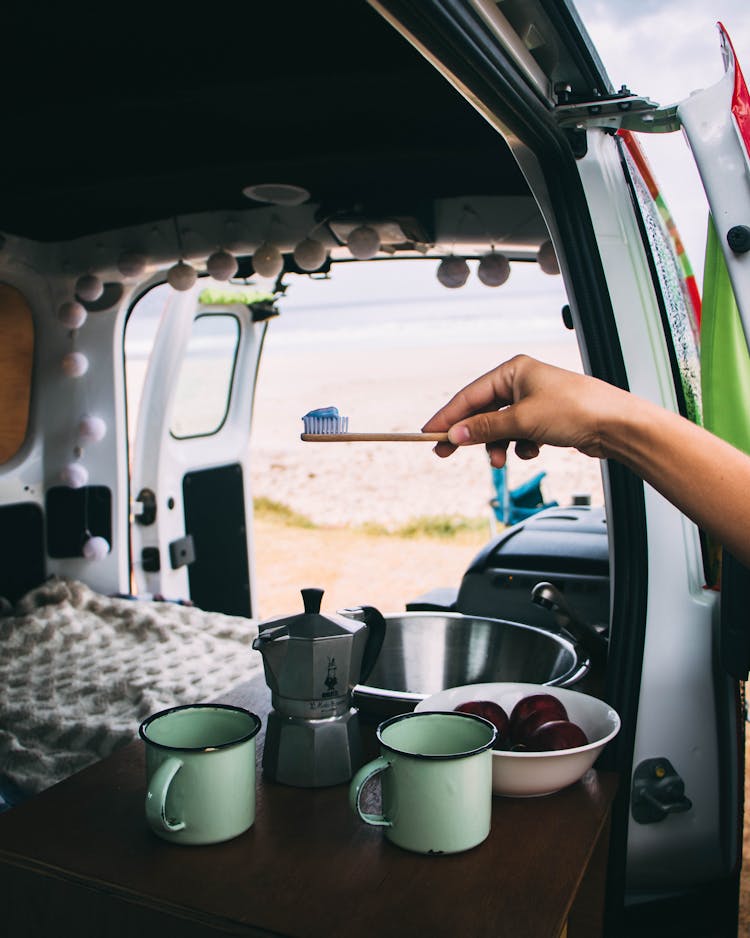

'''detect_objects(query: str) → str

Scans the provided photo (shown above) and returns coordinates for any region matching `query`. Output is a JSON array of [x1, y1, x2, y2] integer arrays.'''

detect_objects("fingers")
[[421, 360, 520, 433], [447, 409, 516, 447], [486, 441, 509, 468], [432, 440, 457, 459], [515, 439, 540, 460]]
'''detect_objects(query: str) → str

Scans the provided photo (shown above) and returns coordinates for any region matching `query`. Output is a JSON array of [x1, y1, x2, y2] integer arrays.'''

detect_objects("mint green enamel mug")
[[349, 711, 496, 854], [139, 704, 261, 845]]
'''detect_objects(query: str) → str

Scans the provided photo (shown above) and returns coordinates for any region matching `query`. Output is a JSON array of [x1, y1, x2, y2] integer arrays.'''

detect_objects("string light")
[[252, 242, 284, 279], [75, 274, 104, 302], [167, 260, 198, 291], [437, 257, 470, 288], [293, 237, 327, 272], [117, 251, 148, 278], [78, 415, 107, 444], [206, 250, 238, 281], [61, 462, 89, 489], [537, 240, 560, 275], [347, 225, 380, 260], [477, 252, 511, 287], [61, 352, 89, 378], [58, 301, 87, 330], [82, 535, 110, 561]]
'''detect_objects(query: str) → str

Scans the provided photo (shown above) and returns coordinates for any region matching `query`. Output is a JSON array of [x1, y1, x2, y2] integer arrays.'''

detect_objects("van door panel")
[[129, 285, 262, 615]]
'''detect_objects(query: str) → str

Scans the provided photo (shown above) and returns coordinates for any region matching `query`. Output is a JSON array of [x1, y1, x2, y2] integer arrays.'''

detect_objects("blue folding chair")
[[490, 466, 558, 527]]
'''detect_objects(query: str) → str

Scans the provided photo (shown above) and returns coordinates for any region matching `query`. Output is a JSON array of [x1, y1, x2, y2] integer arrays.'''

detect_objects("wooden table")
[[0, 677, 616, 937]]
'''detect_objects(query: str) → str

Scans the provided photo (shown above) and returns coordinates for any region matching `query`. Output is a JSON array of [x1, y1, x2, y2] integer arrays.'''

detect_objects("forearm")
[[425, 355, 750, 567], [603, 393, 750, 566]]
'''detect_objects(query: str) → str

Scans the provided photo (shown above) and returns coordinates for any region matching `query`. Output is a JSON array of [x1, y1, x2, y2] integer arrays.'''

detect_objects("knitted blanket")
[[0, 577, 261, 798]]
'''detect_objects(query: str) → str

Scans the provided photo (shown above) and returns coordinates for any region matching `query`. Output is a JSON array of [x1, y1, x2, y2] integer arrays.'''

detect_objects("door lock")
[[631, 758, 692, 824]]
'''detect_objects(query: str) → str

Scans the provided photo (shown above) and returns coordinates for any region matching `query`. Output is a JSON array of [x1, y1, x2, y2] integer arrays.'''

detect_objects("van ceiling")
[[2, 1, 532, 243]]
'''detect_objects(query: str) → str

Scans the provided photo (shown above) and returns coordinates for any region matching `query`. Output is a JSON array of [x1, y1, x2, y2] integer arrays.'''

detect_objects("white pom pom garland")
[[437, 257, 470, 288], [477, 252, 511, 287], [293, 238, 327, 272], [78, 415, 107, 444], [537, 240, 560, 275], [347, 225, 380, 260], [117, 251, 148, 278], [167, 260, 198, 291], [206, 250, 238, 281], [75, 274, 104, 302], [58, 301, 87, 330], [83, 536, 110, 561], [61, 352, 90, 377], [252, 242, 284, 279], [61, 462, 89, 489]]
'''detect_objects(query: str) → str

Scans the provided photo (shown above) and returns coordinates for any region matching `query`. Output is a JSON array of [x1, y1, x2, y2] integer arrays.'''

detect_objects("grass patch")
[[362, 514, 489, 540], [253, 497, 317, 528], [254, 498, 488, 540]]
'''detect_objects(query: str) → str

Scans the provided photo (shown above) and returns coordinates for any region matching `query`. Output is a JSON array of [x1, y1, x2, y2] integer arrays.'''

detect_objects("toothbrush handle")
[[300, 432, 449, 442]]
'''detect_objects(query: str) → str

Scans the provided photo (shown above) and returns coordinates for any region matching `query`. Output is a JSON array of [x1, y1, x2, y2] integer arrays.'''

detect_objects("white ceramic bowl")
[[415, 682, 620, 797]]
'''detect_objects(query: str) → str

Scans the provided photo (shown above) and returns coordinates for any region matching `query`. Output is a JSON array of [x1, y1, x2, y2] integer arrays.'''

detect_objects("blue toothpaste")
[[302, 407, 349, 434]]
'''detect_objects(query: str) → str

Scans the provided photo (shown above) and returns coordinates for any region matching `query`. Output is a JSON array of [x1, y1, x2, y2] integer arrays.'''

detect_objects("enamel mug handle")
[[349, 755, 392, 827], [146, 757, 186, 833]]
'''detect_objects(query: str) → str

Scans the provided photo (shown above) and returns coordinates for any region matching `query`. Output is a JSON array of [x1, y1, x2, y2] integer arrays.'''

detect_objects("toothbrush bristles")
[[302, 414, 349, 434]]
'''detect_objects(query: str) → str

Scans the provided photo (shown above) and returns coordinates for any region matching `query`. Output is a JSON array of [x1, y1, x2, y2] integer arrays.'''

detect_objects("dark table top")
[[0, 676, 617, 938]]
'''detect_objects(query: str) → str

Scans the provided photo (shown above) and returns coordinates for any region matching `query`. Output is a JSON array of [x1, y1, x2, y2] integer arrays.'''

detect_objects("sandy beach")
[[249, 339, 604, 531]]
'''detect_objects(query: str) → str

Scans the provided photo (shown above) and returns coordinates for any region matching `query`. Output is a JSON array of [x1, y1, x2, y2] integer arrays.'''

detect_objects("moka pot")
[[252, 587, 386, 787]]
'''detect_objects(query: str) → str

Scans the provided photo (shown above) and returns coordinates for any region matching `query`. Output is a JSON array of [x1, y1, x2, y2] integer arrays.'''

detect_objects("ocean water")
[[126, 258, 572, 359], [262, 258, 571, 353]]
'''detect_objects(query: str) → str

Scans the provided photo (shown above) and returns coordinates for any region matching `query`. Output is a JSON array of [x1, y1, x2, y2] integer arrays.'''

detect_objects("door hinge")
[[556, 87, 680, 135]]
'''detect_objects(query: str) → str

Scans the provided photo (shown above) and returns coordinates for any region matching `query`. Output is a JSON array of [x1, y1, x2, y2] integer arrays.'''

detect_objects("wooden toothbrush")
[[300, 432, 449, 442]]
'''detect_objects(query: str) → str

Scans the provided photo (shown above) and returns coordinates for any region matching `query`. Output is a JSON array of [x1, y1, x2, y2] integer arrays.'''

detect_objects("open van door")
[[367, 3, 749, 935], [678, 25, 750, 344], [127, 281, 270, 618]]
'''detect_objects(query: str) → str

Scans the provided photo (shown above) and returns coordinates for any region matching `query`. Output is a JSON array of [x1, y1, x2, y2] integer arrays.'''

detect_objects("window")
[[170, 314, 240, 438], [0, 283, 34, 464]]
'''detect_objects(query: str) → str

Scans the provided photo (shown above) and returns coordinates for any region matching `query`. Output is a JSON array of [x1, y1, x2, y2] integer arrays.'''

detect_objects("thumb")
[[447, 410, 514, 446]]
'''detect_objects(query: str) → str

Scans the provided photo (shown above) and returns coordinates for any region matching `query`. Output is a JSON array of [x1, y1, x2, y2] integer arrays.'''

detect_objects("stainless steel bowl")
[[351, 612, 589, 718]]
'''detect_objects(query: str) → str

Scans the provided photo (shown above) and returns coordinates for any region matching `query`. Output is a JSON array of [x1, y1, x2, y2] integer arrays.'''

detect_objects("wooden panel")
[[0, 282, 34, 464]]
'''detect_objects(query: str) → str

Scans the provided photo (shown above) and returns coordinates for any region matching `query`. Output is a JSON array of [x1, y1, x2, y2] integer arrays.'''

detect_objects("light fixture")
[[61, 352, 90, 378], [437, 257, 470, 288], [75, 274, 104, 302], [206, 250, 238, 281], [347, 225, 381, 260], [167, 260, 198, 291], [253, 242, 284, 279], [537, 240, 560, 275], [293, 238, 327, 272], [242, 183, 310, 206], [58, 300, 87, 330], [477, 252, 511, 287]]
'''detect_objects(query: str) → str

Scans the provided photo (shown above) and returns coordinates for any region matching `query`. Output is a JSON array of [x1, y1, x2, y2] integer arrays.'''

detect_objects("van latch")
[[133, 488, 157, 526], [631, 758, 692, 823]]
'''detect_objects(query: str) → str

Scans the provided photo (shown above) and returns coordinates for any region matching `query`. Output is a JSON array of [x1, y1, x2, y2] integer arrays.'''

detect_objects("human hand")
[[421, 355, 625, 468]]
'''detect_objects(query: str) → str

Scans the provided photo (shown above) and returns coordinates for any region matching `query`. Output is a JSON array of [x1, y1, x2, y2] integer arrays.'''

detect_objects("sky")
[[574, 0, 750, 284]]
